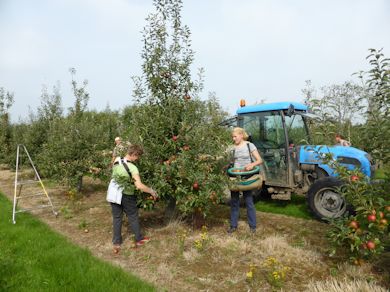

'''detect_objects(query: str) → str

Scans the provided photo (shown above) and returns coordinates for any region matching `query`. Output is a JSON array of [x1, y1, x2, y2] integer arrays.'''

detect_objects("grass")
[[0, 193, 155, 292], [374, 168, 389, 180], [255, 194, 313, 220]]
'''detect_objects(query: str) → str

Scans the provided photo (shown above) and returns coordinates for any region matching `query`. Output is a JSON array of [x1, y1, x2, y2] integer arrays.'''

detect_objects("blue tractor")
[[232, 101, 374, 220]]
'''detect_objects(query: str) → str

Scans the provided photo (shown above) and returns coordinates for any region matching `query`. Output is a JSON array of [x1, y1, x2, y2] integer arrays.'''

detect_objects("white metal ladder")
[[12, 144, 57, 224]]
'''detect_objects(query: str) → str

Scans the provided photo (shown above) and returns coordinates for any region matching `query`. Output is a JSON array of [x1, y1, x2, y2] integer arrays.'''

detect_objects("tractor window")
[[240, 111, 285, 150], [263, 112, 285, 148], [240, 111, 288, 185], [240, 114, 260, 143], [284, 113, 309, 145]]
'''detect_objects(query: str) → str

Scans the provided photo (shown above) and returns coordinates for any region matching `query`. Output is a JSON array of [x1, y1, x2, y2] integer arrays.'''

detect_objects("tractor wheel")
[[308, 177, 350, 220]]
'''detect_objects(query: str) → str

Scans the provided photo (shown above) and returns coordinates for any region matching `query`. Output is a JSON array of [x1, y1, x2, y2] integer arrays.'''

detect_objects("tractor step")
[[271, 193, 291, 200]]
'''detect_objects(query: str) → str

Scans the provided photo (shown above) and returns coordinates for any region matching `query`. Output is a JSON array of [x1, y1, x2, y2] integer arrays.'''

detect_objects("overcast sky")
[[1, 0, 389, 122]]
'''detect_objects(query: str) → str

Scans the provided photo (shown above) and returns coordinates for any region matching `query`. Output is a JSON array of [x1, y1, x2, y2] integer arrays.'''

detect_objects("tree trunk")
[[164, 196, 178, 222], [76, 176, 83, 193], [192, 209, 205, 229]]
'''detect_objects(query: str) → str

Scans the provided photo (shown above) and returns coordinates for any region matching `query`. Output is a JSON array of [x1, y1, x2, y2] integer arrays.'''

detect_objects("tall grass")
[[0, 193, 155, 291]]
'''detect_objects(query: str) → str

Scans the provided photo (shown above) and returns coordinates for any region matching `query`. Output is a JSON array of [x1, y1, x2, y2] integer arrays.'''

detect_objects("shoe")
[[113, 244, 121, 254], [227, 227, 237, 234], [250, 228, 256, 234], [136, 236, 151, 247]]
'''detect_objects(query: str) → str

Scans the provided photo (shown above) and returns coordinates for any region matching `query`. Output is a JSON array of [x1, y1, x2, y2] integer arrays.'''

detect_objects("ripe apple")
[[172, 135, 178, 141], [348, 220, 359, 229], [367, 214, 376, 222], [350, 175, 359, 182], [193, 182, 199, 190], [366, 240, 376, 250], [379, 218, 388, 225], [182, 145, 190, 151], [379, 211, 385, 219], [385, 206, 390, 212]]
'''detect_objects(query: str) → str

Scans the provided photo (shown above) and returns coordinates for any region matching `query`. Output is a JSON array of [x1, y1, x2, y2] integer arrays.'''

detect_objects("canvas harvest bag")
[[227, 166, 263, 191], [106, 179, 123, 204], [106, 158, 133, 204], [227, 143, 263, 191]]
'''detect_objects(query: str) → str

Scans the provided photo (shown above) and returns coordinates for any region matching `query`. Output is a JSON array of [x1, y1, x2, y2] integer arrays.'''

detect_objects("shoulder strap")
[[230, 149, 236, 165], [120, 158, 132, 178], [247, 143, 254, 163]]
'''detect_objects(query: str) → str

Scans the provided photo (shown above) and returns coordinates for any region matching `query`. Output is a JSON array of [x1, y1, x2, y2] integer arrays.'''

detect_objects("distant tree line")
[[303, 48, 390, 167], [0, 69, 124, 192]]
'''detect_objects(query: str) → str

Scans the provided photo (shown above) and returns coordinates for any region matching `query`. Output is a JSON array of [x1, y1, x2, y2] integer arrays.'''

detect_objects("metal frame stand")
[[12, 144, 57, 224]]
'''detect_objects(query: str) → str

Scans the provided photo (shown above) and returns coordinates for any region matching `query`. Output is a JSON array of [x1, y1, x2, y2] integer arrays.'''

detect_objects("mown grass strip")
[[255, 195, 313, 220], [0, 193, 155, 292]]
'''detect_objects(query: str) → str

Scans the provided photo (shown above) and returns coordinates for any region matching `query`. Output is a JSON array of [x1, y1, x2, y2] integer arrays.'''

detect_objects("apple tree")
[[37, 70, 115, 193], [357, 48, 390, 165], [0, 87, 14, 165], [126, 0, 230, 223]]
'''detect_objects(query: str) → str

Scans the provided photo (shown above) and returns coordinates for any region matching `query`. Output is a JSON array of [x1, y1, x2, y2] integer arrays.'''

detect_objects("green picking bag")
[[227, 166, 263, 191]]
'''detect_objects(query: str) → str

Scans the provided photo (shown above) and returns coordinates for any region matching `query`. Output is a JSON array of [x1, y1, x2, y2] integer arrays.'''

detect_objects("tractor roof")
[[236, 102, 308, 114]]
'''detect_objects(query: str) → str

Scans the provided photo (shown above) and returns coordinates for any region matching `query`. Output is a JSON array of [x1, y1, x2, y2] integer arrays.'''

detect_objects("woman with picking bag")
[[228, 127, 263, 234]]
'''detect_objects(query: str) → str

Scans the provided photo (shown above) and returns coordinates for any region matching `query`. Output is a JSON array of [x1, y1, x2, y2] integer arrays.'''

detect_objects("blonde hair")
[[232, 127, 249, 140]]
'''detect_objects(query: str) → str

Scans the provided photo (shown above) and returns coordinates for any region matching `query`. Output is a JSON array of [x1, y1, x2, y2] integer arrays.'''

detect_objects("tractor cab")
[[237, 102, 310, 188]]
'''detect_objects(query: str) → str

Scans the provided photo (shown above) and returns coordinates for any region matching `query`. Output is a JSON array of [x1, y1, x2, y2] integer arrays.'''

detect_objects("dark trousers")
[[111, 194, 142, 244], [230, 190, 257, 229]]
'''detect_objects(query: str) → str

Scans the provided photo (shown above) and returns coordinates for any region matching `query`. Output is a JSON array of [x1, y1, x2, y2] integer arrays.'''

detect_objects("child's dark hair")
[[127, 144, 144, 156]]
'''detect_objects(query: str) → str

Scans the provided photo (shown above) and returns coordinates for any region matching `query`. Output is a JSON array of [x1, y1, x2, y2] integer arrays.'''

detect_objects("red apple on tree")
[[366, 240, 376, 250], [172, 135, 178, 141], [348, 220, 359, 230], [193, 181, 199, 190], [350, 175, 359, 182], [367, 214, 376, 222]]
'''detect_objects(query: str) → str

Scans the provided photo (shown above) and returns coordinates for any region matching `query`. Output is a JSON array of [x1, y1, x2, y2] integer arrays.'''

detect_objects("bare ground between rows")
[[0, 168, 388, 291]]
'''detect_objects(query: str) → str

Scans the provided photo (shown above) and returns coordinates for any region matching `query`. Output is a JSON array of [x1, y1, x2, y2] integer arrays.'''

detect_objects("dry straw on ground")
[[0, 168, 388, 291], [306, 278, 388, 292]]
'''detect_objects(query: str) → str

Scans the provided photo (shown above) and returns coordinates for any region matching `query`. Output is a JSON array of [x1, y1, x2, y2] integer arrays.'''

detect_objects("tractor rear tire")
[[308, 177, 350, 221]]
